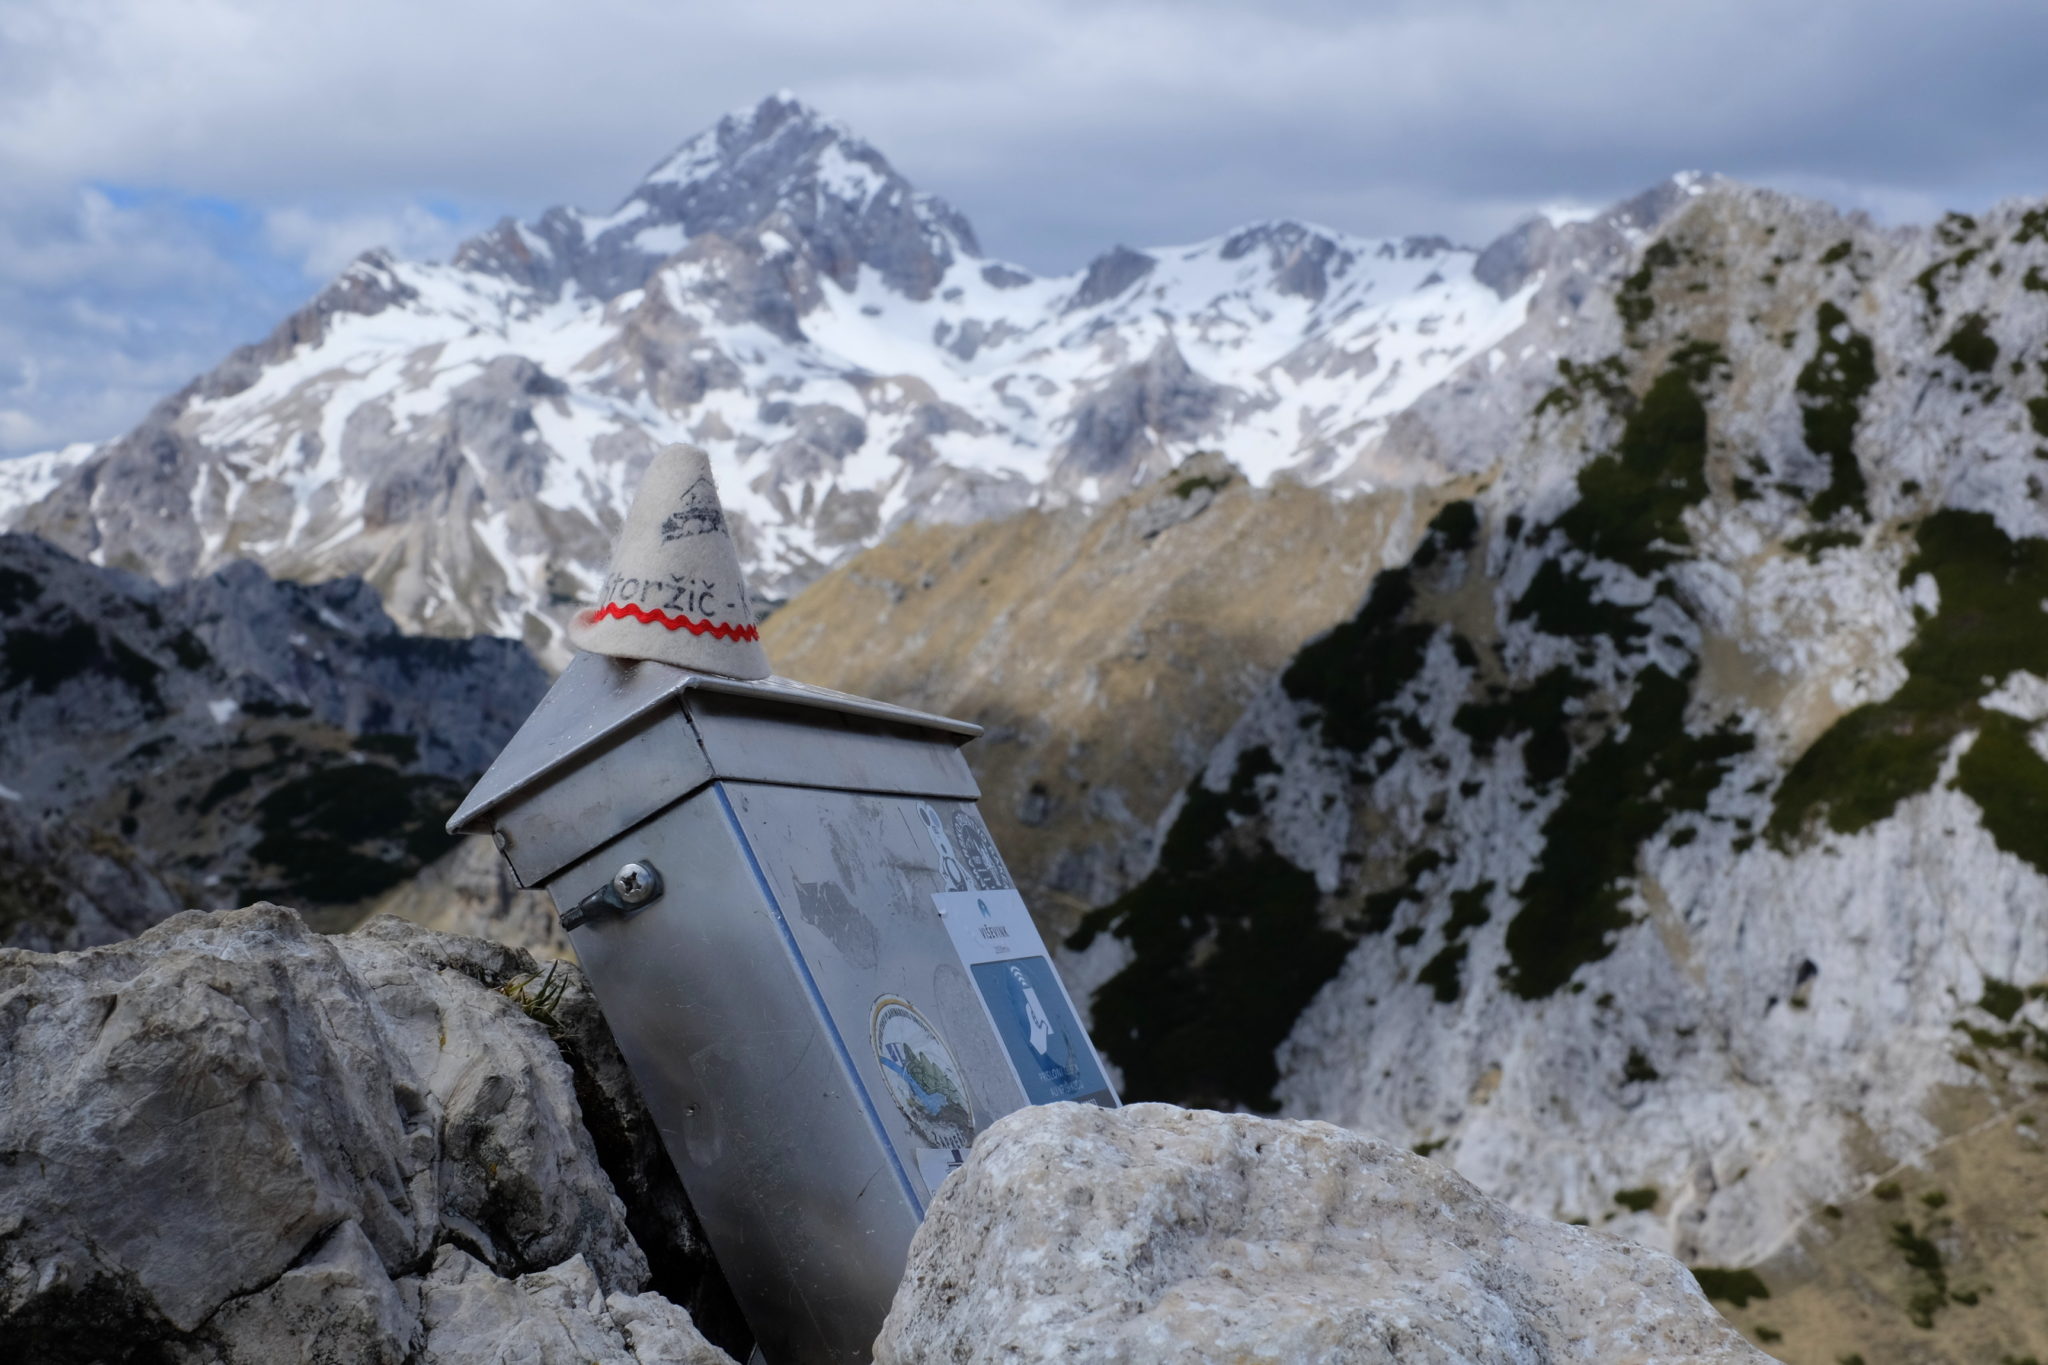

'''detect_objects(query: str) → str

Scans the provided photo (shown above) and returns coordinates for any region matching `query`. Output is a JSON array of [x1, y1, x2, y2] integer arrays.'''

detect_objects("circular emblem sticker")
[[870, 997, 976, 1148]]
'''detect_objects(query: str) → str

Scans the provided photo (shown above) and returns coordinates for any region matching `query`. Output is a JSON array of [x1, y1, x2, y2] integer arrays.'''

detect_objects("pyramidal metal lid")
[[448, 651, 981, 835]]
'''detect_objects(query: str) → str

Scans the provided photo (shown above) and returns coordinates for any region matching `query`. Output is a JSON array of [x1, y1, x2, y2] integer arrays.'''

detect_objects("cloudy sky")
[[4, 0, 2046, 456]]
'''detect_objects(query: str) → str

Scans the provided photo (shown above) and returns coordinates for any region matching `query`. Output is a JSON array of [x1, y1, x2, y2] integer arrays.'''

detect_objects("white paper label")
[[933, 888, 1047, 965]]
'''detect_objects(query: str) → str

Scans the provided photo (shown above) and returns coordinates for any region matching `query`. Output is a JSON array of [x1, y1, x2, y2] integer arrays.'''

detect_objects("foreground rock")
[[879, 1102, 1766, 1364], [0, 905, 733, 1364]]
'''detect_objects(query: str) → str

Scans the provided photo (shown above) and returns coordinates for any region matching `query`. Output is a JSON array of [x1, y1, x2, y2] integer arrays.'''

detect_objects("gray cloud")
[[2, 0, 2046, 452]]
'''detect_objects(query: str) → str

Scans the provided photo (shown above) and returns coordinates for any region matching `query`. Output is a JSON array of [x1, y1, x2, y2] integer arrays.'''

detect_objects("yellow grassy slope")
[[762, 456, 1432, 934]]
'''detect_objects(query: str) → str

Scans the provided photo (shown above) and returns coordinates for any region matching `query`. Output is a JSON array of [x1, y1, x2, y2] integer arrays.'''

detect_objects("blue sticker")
[[970, 955, 1114, 1107]]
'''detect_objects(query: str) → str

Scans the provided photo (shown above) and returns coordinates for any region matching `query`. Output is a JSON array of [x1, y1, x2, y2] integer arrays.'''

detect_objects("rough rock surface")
[[0, 791, 186, 952], [415, 1249, 730, 1365], [877, 1102, 1766, 1364], [0, 905, 734, 1364]]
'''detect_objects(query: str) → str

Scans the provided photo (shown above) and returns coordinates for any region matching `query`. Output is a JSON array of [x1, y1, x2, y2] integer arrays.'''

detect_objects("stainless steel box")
[[450, 655, 1116, 1364]]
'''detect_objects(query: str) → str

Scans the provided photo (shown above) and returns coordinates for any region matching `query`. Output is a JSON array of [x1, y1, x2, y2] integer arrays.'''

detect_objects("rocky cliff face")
[[1061, 185, 2048, 1360], [756, 181, 1707, 933], [1, 96, 1654, 660], [0, 534, 545, 948]]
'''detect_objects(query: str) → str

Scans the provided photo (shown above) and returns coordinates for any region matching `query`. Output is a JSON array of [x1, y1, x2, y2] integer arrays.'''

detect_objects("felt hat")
[[568, 444, 771, 679]]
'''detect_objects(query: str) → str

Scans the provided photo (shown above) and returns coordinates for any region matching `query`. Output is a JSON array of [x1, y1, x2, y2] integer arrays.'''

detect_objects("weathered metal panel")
[[449, 655, 978, 835], [487, 704, 713, 885], [687, 694, 980, 804], [553, 790, 924, 1365], [717, 784, 1030, 1200], [457, 650, 1112, 1365]]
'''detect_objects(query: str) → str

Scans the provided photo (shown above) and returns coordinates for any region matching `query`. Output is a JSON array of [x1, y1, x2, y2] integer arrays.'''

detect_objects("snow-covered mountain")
[[5, 94, 1558, 657]]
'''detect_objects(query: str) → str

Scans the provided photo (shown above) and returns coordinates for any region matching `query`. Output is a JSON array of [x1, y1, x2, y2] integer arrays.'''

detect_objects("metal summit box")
[[448, 653, 1117, 1365]]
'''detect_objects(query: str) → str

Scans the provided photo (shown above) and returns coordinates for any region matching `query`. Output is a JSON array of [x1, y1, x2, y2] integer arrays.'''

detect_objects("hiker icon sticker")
[[933, 887, 1119, 1110], [969, 956, 1115, 1107], [869, 997, 976, 1149]]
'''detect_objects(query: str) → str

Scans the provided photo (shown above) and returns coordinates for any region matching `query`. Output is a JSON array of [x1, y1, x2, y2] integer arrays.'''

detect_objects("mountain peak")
[[638, 91, 847, 190], [453, 92, 979, 304]]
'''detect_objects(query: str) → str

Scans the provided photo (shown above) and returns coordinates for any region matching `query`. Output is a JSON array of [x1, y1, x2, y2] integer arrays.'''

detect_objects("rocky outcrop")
[[878, 1102, 1766, 1363], [0, 905, 737, 1364], [0, 794, 185, 952], [0, 533, 545, 946], [5, 905, 1779, 1364]]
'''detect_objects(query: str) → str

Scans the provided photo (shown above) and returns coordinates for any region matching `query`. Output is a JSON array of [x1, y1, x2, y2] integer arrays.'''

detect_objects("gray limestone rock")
[[1066, 244, 1157, 312], [876, 1102, 1767, 1364], [183, 1220, 416, 1365], [1219, 221, 1364, 302], [416, 1249, 731, 1365], [1052, 336, 1234, 492], [0, 905, 732, 1364], [366, 835, 572, 961], [0, 792, 186, 952], [456, 94, 974, 305]]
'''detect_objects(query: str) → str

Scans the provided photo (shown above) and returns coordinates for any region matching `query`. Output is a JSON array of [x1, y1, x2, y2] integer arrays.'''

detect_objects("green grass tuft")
[[1938, 312, 2000, 374], [1555, 351, 1722, 575], [1691, 1266, 1770, 1308], [1070, 744, 1337, 1112], [1617, 239, 1680, 333], [1502, 667, 1751, 998], [1797, 302, 1876, 522], [1981, 977, 2026, 1022], [1773, 509, 2048, 843]]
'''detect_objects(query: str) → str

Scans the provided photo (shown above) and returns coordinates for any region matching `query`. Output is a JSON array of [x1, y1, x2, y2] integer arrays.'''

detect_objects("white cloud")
[[263, 203, 475, 276], [0, 183, 308, 455], [5, 0, 2046, 255], [0, 409, 53, 451]]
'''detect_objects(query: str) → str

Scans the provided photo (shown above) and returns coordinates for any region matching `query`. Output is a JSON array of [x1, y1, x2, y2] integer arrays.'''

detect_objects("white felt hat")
[[568, 444, 772, 679]]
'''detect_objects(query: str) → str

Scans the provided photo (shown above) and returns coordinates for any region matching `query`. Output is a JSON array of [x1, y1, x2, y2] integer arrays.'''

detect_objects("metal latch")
[[561, 859, 664, 930]]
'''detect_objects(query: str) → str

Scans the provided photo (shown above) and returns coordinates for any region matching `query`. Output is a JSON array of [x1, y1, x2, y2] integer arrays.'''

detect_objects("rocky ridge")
[[758, 178, 1718, 929], [1056, 185, 2048, 1360], [0, 533, 545, 948], [2, 96, 1685, 659]]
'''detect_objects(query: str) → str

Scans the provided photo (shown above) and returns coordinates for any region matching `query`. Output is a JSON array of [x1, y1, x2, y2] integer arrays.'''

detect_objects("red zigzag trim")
[[585, 601, 761, 642]]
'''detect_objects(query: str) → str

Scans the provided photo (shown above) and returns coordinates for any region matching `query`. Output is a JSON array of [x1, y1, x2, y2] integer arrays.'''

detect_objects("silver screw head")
[[612, 862, 655, 905]]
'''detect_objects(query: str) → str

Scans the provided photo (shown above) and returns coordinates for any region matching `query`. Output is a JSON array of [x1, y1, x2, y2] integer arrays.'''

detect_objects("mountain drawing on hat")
[[661, 477, 727, 541]]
